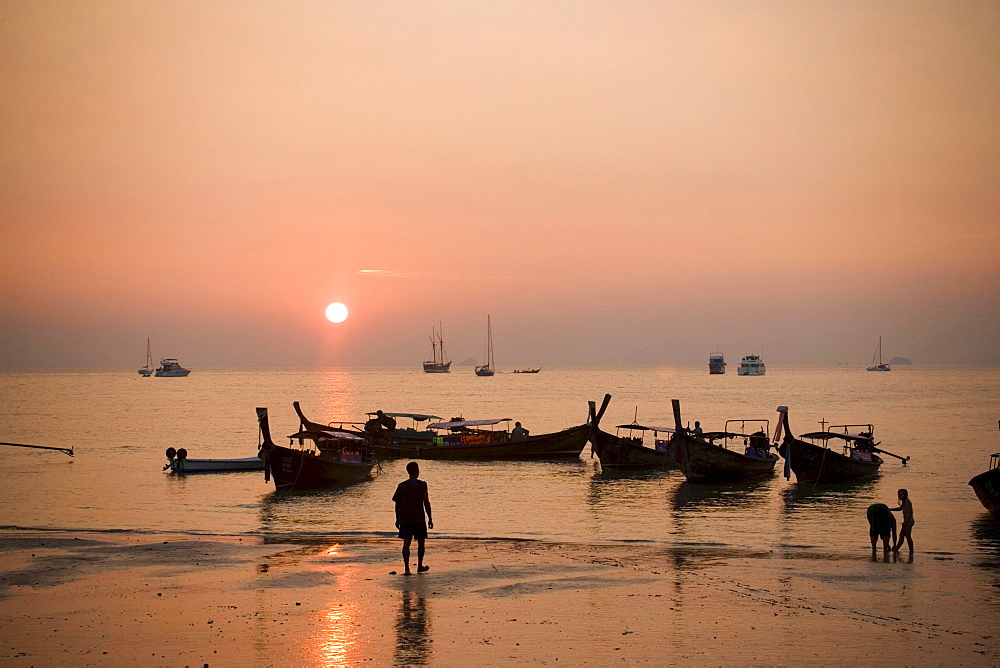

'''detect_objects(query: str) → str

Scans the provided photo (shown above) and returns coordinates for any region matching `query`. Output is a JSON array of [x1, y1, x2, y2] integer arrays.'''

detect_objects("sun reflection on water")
[[310, 598, 360, 667], [319, 368, 359, 426]]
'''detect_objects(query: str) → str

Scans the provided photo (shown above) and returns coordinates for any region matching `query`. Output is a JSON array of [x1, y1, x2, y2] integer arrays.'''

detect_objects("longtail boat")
[[774, 407, 910, 483], [670, 399, 778, 483], [969, 422, 1000, 516], [294, 402, 589, 461], [256, 407, 376, 491], [587, 394, 679, 470]]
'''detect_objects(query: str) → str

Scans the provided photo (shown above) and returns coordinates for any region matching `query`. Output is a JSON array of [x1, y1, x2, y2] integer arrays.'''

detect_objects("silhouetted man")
[[510, 421, 529, 441], [393, 462, 433, 575]]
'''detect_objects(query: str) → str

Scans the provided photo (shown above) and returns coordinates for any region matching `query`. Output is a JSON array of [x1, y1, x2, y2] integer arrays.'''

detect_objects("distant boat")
[[163, 447, 263, 473], [155, 358, 190, 377], [969, 421, 1000, 517], [423, 323, 451, 373], [475, 315, 495, 377], [867, 337, 891, 371], [737, 354, 765, 376], [137, 338, 153, 377], [513, 368, 541, 374], [708, 352, 726, 375]]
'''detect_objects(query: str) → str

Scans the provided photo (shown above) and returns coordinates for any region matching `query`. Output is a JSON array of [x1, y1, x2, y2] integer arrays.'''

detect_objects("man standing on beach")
[[393, 462, 433, 575]]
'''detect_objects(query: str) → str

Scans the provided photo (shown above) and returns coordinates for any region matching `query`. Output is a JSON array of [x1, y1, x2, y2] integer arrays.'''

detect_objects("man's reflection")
[[394, 589, 430, 665]]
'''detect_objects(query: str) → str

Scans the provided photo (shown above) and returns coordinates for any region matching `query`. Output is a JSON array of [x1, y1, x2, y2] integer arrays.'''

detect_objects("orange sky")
[[2, 1, 998, 368]]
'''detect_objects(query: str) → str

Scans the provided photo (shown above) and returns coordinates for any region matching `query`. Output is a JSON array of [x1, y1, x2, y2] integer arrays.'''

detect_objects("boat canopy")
[[370, 412, 443, 422], [615, 424, 677, 433], [800, 431, 874, 443], [701, 431, 762, 440], [427, 418, 510, 429], [287, 429, 364, 442]]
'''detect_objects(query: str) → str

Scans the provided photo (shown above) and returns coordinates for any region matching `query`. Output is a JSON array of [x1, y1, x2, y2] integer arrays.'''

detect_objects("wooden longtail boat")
[[670, 399, 778, 483], [774, 407, 910, 484], [256, 407, 376, 491], [587, 394, 679, 470], [294, 402, 589, 461], [969, 422, 1000, 516]]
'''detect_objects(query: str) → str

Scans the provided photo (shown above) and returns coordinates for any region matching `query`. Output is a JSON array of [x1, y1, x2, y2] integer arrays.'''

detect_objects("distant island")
[[889, 356, 913, 365], [455, 357, 478, 366]]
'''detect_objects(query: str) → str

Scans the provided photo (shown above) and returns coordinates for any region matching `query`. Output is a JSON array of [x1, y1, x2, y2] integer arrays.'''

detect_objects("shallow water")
[[0, 366, 997, 559]]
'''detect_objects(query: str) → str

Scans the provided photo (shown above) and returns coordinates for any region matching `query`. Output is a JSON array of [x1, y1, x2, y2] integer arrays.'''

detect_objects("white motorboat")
[[737, 354, 766, 376], [164, 447, 263, 473], [155, 358, 191, 377]]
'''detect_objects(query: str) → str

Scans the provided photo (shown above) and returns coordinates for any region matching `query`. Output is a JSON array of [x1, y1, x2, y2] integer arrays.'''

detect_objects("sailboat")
[[866, 337, 891, 371], [422, 323, 451, 373], [475, 316, 496, 377], [137, 338, 153, 377]]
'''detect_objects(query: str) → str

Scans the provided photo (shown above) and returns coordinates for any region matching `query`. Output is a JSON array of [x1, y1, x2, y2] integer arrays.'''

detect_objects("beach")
[[2, 530, 998, 665]]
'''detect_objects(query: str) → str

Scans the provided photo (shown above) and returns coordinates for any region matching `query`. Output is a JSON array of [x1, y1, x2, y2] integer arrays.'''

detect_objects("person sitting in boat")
[[366, 410, 397, 434], [693, 421, 704, 436], [510, 421, 529, 441], [850, 447, 873, 462], [745, 430, 770, 458]]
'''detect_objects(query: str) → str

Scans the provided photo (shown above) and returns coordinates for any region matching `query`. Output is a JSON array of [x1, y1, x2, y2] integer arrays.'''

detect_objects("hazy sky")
[[2, 1, 998, 368]]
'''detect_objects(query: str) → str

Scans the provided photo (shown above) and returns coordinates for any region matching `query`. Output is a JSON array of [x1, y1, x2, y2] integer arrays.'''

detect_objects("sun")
[[325, 302, 349, 323]]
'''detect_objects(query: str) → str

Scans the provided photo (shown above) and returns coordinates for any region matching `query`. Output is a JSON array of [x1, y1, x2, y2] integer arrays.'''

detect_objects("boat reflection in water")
[[671, 479, 777, 548], [395, 589, 431, 665], [672, 479, 773, 513], [780, 478, 878, 512]]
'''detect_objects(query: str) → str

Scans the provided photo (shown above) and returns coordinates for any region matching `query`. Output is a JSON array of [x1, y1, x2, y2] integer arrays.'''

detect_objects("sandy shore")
[[1, 530, 998, 665]]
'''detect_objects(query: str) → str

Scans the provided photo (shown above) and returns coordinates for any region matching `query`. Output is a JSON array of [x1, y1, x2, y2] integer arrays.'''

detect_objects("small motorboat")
[[164, 447, 263, 473]]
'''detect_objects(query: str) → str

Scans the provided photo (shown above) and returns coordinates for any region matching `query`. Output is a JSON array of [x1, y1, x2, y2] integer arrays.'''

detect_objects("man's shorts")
[[398, 522, 427, 540]]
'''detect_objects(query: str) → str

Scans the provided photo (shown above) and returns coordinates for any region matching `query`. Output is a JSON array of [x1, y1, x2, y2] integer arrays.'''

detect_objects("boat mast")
[[486, 315, 493, 368], [439, 321, 447, 364]]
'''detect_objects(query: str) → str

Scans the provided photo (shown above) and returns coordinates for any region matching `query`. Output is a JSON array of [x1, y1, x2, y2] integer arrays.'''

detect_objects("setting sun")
[[325, 302, 349, 323]]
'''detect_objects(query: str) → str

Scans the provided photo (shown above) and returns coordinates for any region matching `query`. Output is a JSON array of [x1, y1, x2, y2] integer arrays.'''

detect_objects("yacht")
[[866, 337, 891, 371], [155, 359, 191, 377], [708, 352, 726, 375], [737, 354, 765, 376]]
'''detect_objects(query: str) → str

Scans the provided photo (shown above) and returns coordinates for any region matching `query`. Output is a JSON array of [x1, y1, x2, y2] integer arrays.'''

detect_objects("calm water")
[[1, 366, 998, 558]]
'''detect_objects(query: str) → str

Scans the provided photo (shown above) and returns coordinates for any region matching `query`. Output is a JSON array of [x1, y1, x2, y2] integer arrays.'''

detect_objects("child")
[[890, 488, 914, 553]]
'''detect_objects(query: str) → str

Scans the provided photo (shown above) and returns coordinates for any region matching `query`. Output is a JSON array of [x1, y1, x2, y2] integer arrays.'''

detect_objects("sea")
[[1, 366, 998, 559]]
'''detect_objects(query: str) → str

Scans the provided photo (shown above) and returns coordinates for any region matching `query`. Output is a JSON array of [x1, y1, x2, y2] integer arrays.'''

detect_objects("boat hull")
[[776, 438, 882, 483], [590, 427, 678, 470], [970, 468, 1000, 516], [168, 457, 264, 473], [155, 368, 190, 377], [474, 367, 495, 376], [422, 362, 451, 373], [673, 433, 777, 483], [259, 443, 375, 491], [373, 424, 589, 461]]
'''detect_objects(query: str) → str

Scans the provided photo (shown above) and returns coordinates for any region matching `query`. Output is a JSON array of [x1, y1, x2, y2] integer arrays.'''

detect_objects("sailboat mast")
[[439, 321, 447, 364]]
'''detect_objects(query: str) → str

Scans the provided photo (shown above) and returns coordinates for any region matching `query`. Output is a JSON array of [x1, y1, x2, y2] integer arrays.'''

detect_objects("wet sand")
[[1, 530, 997, 665]]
